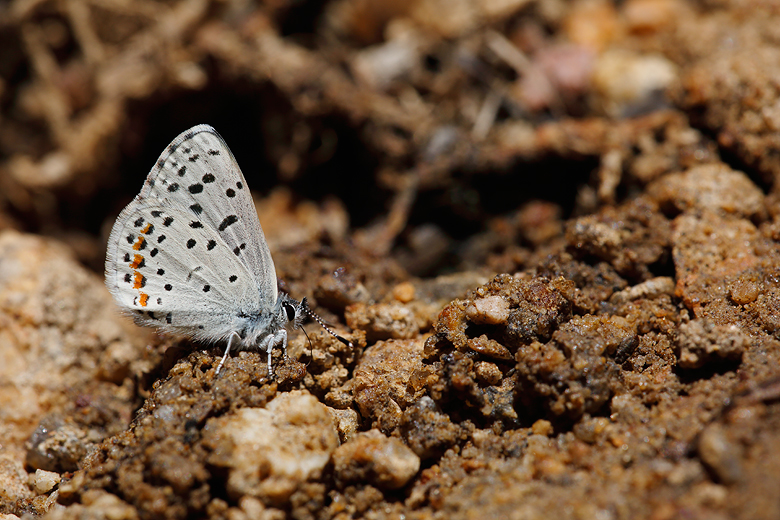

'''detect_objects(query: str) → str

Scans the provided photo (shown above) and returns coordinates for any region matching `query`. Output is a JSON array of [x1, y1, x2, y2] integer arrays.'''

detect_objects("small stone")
[[332, 430, 420, 490], [391, 282, 416, 303], [649, 164, 764, 218], [25, 418, 89, 473], [592, 49, 677, 117], [676, 319, 748, 369], [531, 419, 553, 437], [345, 302, 420, 342], [401, 397, 462, 459], [474, 361, 502, 385], [32, 469, 60, 494], [203, 391, 339, 505], [729, 279, 761, 305], [466, 295, 510, 325], [353, 339, 426, 432], [327, 406, 359, 443]]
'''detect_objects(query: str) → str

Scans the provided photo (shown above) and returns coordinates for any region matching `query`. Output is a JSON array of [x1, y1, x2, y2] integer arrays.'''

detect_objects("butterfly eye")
[[283, 302, 297, 322]]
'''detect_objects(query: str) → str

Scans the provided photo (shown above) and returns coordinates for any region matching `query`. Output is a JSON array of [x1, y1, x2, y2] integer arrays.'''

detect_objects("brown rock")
[[672, 211, 760, 318], [565, 197, 671, 278], [345, 302, 420, 342], [649, 163, 765, 218], [332, 430, 420, 490], [400, 396, 463, 459], [352, 339, 427, 432], [203, 391, 338, 506], [675, 319, 747, 369]]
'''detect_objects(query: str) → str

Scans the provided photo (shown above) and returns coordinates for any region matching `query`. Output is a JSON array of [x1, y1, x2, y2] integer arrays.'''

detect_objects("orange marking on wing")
[[139, 293, 149, 307], [130, 254, 144, 269], [133, 272, 145, 289], [133, 236, 146, 250], [142, 223, 153, 234]]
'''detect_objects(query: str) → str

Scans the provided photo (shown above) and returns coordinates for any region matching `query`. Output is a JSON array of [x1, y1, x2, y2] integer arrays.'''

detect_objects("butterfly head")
[[285, 296, 353, 348], [281, 296, 307, 330]]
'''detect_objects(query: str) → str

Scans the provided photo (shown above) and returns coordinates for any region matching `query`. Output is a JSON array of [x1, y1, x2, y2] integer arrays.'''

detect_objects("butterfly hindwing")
[[105, 202, 268, 342]]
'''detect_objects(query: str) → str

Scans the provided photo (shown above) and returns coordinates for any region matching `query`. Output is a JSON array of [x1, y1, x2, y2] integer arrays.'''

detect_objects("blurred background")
[[0, 0, 727, 278]]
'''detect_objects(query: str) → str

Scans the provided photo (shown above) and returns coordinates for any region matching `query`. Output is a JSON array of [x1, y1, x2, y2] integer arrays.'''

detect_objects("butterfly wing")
[[105, 125, 279, 342], [140, 124, 277, 303]]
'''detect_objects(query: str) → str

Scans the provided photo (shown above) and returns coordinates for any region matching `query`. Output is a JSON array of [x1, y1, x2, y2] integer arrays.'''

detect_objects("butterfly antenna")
[[299, 297, 353, 348], [299, 324, 313, 369]]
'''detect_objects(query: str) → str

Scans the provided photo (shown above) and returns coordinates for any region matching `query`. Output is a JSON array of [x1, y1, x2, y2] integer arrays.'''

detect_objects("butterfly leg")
[[216, 331, 241, 375], [258, 333, 276, 377], [258, 329, 288, 377], [277, 329, 288, 360]]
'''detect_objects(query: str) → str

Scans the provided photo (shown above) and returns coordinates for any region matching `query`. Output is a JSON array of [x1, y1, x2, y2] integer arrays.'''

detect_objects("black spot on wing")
[[150, 248, 159, 257], [189, 183, 203, 194], [187, 239, 196, 249], [190, 203, 203, 215], [165, 284, 172, 291], [158, 235, 166, 243], [207, 240, 217, 250], [202, 173, 215, 183], [226, 188, 235, 198], [218, 215, 238, 231], [178, 166, 187, 176], [190, 221, 203, 228], [134, 217, 144, 227], [163, 217, 174, 226], [168, 183, 180, 193]]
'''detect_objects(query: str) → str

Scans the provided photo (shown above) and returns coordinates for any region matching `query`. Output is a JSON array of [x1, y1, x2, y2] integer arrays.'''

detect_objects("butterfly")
[[105, 124, 350, 376]]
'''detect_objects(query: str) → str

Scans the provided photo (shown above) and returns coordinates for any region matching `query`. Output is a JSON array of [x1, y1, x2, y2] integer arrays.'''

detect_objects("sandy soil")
[[2, 0, 780, 519]]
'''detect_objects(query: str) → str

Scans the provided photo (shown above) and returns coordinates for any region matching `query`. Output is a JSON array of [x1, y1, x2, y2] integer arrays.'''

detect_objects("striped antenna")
[[299, 297, 353, 347]]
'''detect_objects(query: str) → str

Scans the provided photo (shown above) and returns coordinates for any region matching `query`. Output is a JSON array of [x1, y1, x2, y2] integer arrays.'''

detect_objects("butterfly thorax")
[[234, 293, 301, 348]]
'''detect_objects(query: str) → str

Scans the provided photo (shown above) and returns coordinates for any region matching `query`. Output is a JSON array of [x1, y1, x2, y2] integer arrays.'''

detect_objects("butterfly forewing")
[[105, 125, 280, 343], [136, 125, 277, 304]]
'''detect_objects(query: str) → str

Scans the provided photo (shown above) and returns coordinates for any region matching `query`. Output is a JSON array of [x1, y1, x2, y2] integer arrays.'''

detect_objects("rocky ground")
[[2, 0, 780, 519]]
